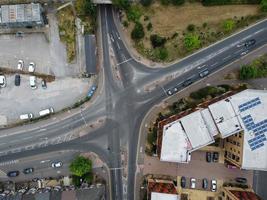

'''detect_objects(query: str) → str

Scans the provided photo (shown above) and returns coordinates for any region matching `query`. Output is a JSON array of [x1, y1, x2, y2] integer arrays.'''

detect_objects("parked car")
[[39, 108, 54, 117], [202, 178, 208, 189], [87, 85, 97, 97], [17, 60, 24, 70], [29, 76, 37, 89], [211, 179, 217, 192], [172, 87, 178, 93], [20, 113, 33, 120], [7, 171, 19, 177], [182, 79, 193, 87], [15, 74, 20, 86], [41, 79, 47, 89], [206, 152, 212, 163], [28, 62, 35, 73], [190, 178, 196, 189], [0, 74, 6, 88], [51, 161, 62, 168], [213, 152, 219, 162], [23, 168, 34, 174], [235, 177, 247, 184], [181, 176, 186, 188]]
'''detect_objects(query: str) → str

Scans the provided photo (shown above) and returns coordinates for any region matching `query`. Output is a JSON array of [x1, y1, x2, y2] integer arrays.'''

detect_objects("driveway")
[[0, 75, 90, 125]]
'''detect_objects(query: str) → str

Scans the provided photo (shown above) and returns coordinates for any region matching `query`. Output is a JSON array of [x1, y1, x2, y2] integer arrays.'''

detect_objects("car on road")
[[28, 62, 35, 73], [202, 178, 208, 189], [199, 69, 209, 78], [15, 74, 20, 86], [235, 177, 247, 184], [211, 179, 217, 192], [182, 79, 193, 87], [0, 74, 6, 88], [167, 89, 173, 96], [181, 176, 186, 188], [240, 50, 249, 56], [190, 178, 196, 189], [23, 168, 34, 174], [41, 79, 47, 89], [7, 171, 19, 177], [88, 85, 97, 97], [51, 161, 62, 168], [20, 113, 33, 120], [17, 60, 24, 70], [244, 39, 256, 48], [172, 87, 178, 93], [213, 152, 219, 162], [206, 152, 212, 162]]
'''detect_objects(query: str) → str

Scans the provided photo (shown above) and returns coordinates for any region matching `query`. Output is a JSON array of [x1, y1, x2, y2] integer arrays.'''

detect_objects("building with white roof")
[[0, 3, 43, 28], [158, 89, 267, 171], [151, 192, 179, 200]]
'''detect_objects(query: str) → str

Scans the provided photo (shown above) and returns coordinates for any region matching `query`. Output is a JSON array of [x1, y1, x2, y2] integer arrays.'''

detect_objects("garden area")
[[145, 84, 248, 155], [119, 0, 267, 62]]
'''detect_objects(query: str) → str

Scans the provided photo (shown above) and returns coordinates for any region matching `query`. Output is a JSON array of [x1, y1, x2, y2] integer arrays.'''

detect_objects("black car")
[[202, 178, 208, 189], [235, 177, 247, 184], [245, 39, 256, 48], [7, 171, 19, 177], [181, 176, 186, 188], [15, 74, 20, 86], [206, 152, 212, 162], [41, 79, 47, 89], [23, 168, 34, 174], [213, 152, 219, 162], [182, 79, 193, 87]]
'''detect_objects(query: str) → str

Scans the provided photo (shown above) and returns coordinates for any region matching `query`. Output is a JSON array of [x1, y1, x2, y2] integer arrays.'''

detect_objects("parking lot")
[[0, 74, 90, 125]]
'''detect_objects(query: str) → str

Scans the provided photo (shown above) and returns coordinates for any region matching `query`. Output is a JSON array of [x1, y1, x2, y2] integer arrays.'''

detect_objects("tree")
[[69, 156, 92, 177], [171, 0, 185, 5], [187, 24, 195, 32], [223, 19, 235, 32], [150, 34, 166, 48], [112, 0, 130, 10], [75, 0, 96, 17], [184, 34, 201, 51], [141, 0, 153, 6], [261, 0, 267, 12], [131, 22, 145, 40], [154, 48, 168, 60], [147, 22, 153, 31]]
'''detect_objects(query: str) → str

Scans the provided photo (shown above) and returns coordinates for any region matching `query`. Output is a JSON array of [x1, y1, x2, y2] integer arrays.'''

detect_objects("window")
[[232, 154, 236, 160], [237, 142, 240, 147], [236, 156, 240, 162]]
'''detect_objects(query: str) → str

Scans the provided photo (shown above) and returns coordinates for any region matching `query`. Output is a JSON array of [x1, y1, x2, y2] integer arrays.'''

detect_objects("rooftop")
[[151, 192, 179, 200]]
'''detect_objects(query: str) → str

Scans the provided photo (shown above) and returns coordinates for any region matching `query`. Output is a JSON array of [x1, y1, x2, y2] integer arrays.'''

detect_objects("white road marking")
[[0, 159, 19, 166], [117, 58, 133, 66], [223, 55, 232, 61], [211, 62, 218, 67]]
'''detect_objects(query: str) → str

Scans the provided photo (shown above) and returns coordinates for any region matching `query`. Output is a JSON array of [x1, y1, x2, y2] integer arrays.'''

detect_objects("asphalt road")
[[0, 4, 267, 200]]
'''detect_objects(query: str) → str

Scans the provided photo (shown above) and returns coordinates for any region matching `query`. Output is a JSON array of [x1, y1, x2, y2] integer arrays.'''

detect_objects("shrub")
[[154, 48, 168, 60], [147, 22, 153, 31], [112, 0, 130, 10], [187, 24, 196, 32], [223, 19, 235, 32], [202, 22, 208, 28], [261, 0, 267, 12], [127, 6, 142, 22], [144, 16, 150, 21], [172, 0, 185, 5], [69, 156, 92, 177], [131, 22, 145, 40], [75, 0, 96, 17], [184, 33, 201, 51], [202, 0, 260, 6], [171, 32, 178, 39], [123, 20, 129, 27], [239, 65, 259, 79], [160, 0, 171, 5], [190, 86, 225, 99], [141, 0, 153, 6], [150, 34, 167, 48]]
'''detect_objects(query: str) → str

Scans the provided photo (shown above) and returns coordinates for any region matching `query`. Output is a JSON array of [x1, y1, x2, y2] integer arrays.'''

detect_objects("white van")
[[39, 107, 54, 117], [30, 76, 37, 89], [20, 113, 33, 120]]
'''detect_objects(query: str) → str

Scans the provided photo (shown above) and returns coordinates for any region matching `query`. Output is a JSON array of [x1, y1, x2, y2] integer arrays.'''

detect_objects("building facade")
[[221, 186, 262, 200]]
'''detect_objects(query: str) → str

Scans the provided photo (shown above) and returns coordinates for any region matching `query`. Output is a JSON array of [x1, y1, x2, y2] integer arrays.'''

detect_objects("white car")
[[0, 74, 6, 88], [28, 62, 35, 73], [190, 178, 196, 189], [29, 76, 37, 90], [51, 161, 62, 168], [17, 60, 24, 70], [211, 179, 217, 192]]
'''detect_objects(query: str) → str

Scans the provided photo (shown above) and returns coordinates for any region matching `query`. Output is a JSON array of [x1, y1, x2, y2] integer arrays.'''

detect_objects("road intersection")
[[0, 4, 267, 200]]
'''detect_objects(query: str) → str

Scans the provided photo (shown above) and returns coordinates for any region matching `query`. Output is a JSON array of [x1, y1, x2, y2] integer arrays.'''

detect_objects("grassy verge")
[[145, 84, 248, 155], [239, 54, 267, 79], [122, 2, 266, 62], [57, 5, 76, 63]]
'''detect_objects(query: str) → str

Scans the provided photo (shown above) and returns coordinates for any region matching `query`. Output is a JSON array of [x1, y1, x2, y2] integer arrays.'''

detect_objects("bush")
[[123, 20, 129, 27], [127, 6, 142, 22], [239, 65, 259, 79], [112, 0, 130, 10], [75, 0, 96, 17], [202, 22, 208, 28], [147, 22, 153, 31], [187, 24, 196, 32], [190, 86, 225, 99], [141, 0, 153, 6], [160, 0, 171, 5], [131, 22, 145, 40], [261, 0, 267, 11], [150, 34, 167, 48], [223, 19, 235, 32], [184, 34, 201, 51], [172, 0, 185, 5], [69, 156, 92, 177], [154, 48, 168, 60]]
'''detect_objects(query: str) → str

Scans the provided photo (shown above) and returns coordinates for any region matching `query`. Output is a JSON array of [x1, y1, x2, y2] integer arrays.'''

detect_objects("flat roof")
[[160, 120, 190, 163], [151, 192, 179, 200], [180, 110, 214, 149]]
